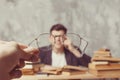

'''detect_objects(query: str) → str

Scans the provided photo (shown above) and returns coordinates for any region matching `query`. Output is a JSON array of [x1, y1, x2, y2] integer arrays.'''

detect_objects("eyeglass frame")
[[28, 33, 88, 57]]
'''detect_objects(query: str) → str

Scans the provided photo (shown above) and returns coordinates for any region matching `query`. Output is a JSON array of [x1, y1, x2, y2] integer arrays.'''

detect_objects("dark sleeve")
[[39, 46, 52, 65], [39, 48, 45, 64], [39, 46, 48, 64], [73, 46, 91, 67], [78, 53, 91, 67]]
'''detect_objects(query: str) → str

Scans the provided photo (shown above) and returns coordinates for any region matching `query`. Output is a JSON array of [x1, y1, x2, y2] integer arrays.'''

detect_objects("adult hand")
[[0, 41, 39, 80]]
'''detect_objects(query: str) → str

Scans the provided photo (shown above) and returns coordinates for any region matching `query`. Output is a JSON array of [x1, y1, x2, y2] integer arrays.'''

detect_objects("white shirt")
[[52, 51, 67, 67]]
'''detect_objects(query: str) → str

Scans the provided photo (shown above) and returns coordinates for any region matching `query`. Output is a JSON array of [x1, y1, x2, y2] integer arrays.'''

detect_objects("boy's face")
[[49, 30, 66, 49]]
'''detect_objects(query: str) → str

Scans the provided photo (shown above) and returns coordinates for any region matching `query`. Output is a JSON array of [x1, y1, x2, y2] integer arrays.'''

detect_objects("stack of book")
[[89, 48, 120, 76], [93, 48, 111, 58]]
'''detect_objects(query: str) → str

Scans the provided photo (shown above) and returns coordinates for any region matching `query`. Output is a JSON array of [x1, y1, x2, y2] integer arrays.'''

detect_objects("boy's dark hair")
[[50, 24, 67, 34]]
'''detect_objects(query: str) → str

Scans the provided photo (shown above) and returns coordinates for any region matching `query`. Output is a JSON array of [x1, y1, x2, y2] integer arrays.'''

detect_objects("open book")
[[40, 65, 88, 75], [21, 61, 88, 75]]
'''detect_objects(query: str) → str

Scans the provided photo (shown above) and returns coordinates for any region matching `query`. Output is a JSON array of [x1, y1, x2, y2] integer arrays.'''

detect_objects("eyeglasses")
[[28, 33, 88, 57], [51, 34, 65, 38]]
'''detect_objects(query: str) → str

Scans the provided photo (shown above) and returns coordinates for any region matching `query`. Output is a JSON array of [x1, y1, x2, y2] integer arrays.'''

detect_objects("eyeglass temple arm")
[[81, 38, 88, 55], [28, 33, 49, 46], [67, 33, 88, 55]]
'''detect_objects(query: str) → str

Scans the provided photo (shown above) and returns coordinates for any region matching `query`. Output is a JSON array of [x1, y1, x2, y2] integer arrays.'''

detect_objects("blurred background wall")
[[0, 0, 120, 57]]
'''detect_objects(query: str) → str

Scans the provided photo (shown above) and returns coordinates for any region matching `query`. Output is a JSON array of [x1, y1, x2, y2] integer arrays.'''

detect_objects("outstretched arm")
[[0, 41, 39, 80], [63, 37, 82, 58]]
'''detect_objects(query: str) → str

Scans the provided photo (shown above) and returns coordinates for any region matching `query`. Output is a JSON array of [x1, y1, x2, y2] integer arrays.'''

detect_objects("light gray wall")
[[0, 0, 120, 57]]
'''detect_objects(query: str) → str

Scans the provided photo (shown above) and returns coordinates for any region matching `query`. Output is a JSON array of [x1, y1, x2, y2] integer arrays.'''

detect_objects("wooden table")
[[13, 72, 120, 80]]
